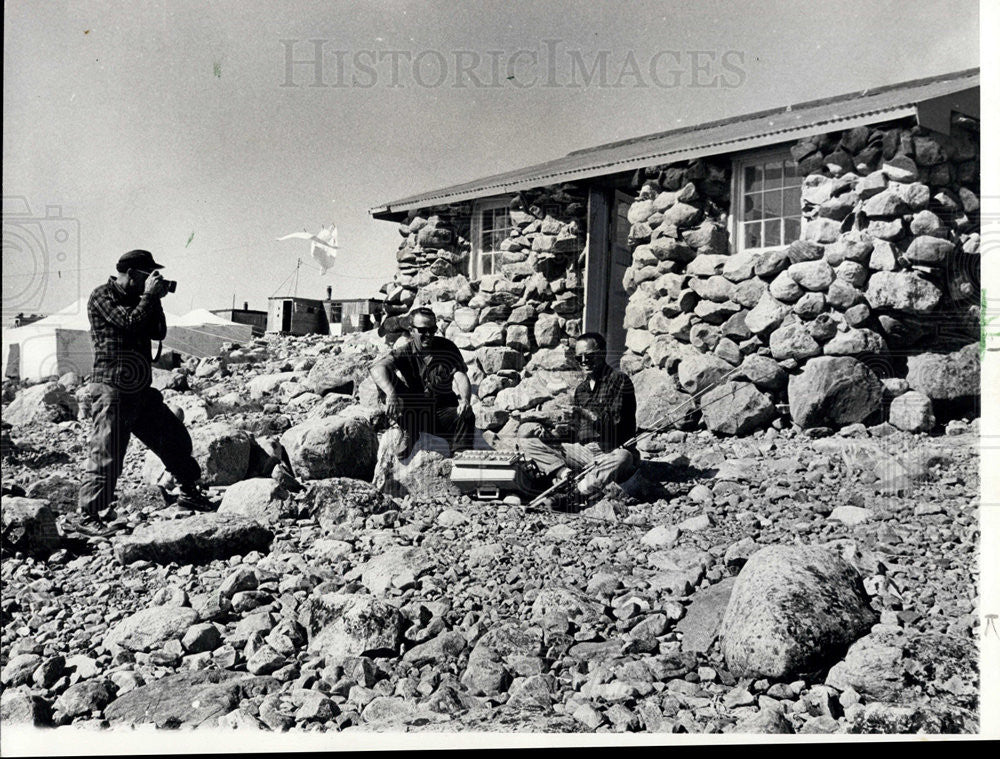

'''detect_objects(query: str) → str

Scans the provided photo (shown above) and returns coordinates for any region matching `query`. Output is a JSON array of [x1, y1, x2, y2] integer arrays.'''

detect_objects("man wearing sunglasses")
[[515, 332, 638, 508], [370, 306, 475, 460], [67, 250, 213, 539]]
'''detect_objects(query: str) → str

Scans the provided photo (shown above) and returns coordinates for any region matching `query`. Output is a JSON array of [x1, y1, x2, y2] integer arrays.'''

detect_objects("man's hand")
[[144, 271, 170, 298], [384, 391, 401, 420], [457, 397, 471, 417]]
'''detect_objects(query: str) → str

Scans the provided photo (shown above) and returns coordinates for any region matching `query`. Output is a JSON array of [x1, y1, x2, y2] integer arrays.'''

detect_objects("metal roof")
[[370, 68, 979, 219]]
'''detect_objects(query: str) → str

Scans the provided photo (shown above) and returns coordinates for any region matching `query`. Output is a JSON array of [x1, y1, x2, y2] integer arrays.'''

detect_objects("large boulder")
[[0, 688, 51, 726], [738, 354, 788, 393], [699, 381, 776, 436], [103, 606, 200, 653], [345, 546, 437, 596], [112, 513, 273, 565], [189, 423, 254, 486], [677, 354, 733, 394], [865, 271, 942, 313], [280, 415, 377, 481], [248, 371, 302, 401], [104, 670, 279, 728], [788, 357, 882, 429], [1, 497, 59, 556], [387, 449, 461, 501], [308, 477, 396, 530], [675, 577, 738, 654], [631, 368, 695, 430], [305, 355, 357, 395], [4, 381, 78, 426], [495, 376, 551, 412], [719, 545, 877, 679], [217, 479, 294, 524], [889, 391, 935, 432], [301, 593, 405, 661], [826, 626, 977, 714], [745, 293, 791, 335], [769, 322, 821, 362], [164, 392, 214, 426], [461, 622, 545, 696], [905, 344, 979, 401]]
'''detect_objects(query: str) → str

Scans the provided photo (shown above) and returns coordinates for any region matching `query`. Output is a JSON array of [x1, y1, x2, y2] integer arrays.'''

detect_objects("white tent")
[[2, 298, 92, 380], [2, 300, 253, 380]]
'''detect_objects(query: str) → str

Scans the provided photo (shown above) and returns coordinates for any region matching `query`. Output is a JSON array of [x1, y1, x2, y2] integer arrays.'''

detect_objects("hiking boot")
[[173, 484, 218, 512], [60, 513, 123, 540]]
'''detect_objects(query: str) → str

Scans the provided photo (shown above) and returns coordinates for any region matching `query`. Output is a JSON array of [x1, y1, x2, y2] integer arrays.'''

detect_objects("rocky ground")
[[0, 331, 981, 737]]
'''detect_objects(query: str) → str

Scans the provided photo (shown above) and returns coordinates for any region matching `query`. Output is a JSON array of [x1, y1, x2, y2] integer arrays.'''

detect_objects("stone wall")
[[379, 185, 590, 442], [619, 116, 980, 435]]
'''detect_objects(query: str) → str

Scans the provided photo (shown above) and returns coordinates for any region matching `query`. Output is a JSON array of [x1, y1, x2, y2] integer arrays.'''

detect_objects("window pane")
[[764, 162, 782, 190], [764, 218, 781, 247], [783, 160, 797, 183], [784, 217, 801, 242], [744, 165, 760, 192], [744, 194, 761, 221], [762, 190, 782, 218], [743, 222, 761, 249], [782, 187, 801, 217]]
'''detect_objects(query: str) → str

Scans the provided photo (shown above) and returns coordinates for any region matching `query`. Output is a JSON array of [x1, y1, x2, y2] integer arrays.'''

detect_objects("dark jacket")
[[571, 363, 637, 451]]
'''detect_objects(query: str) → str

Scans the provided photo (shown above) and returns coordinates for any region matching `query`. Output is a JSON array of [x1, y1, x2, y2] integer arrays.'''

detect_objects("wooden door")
[[584, 188, 631, 369], [605, 190, 632, 367]]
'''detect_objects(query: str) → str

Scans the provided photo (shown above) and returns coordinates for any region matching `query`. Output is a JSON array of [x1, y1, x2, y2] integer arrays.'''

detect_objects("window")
[[733, 150, 802, 253], [470, 198, 513, 279]]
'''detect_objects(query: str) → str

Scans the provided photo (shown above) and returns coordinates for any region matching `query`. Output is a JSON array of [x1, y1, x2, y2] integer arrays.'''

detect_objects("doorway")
[[584, 188, 632, 368]]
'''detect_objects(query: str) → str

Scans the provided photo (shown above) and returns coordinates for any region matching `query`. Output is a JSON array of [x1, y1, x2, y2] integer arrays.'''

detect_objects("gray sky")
[[3, 0, 980, 317]]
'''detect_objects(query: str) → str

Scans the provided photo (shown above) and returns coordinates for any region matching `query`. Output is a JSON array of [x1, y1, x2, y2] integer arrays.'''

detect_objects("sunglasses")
[[574, 351, 602, 362], [412, 326, 437, 335]]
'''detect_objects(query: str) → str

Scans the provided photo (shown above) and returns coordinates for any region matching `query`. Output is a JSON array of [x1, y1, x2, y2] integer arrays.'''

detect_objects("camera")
[[164, 279, 178, 293]]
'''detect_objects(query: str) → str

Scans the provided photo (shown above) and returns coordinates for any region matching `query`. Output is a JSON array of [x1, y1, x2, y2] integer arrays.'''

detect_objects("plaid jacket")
[[87, 277, 166, 391], [572, 364, 637, 451]]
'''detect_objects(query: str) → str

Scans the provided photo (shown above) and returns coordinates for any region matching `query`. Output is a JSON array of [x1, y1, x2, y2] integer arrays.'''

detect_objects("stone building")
[[369, 69, 980, 440]]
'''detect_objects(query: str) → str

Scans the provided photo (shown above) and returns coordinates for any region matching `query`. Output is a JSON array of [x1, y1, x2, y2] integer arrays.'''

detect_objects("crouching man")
[[369, 308, 475, 476], [69, 250, 213, 538], [514, 333, 639, 508]]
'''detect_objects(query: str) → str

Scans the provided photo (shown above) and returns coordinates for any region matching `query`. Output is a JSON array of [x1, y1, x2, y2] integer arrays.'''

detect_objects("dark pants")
[[78, 383, 201, 518], [396, 399, 475, 458]]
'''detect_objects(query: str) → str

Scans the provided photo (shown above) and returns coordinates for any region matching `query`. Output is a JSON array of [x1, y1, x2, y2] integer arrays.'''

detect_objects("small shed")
[[327, 298, 384, 335], [266, 296, 330, 335]]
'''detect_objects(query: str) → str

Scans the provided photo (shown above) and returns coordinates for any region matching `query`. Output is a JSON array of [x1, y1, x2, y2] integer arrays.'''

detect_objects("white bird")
[[277, 224, 339, 274]]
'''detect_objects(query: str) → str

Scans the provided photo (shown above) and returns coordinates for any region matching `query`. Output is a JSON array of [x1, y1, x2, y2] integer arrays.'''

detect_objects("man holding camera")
[[68, 250, 212, 538]]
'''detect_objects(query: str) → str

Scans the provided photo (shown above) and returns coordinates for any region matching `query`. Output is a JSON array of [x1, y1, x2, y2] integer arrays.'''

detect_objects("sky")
[[2, 0, 981, 320]]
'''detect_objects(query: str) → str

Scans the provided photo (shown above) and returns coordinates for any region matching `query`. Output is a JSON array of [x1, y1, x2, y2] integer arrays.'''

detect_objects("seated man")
[[513, 332, 639, 507], [369, 307, 475, 462]]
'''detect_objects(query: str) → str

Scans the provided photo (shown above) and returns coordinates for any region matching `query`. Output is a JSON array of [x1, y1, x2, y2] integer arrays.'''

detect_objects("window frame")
[[469, 197, 514, 280], [729, 146, 804, 255]]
